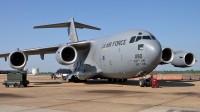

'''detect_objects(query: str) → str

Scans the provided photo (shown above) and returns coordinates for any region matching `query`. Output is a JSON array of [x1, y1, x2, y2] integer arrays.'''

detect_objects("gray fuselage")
[[68, 29, 162, 80]]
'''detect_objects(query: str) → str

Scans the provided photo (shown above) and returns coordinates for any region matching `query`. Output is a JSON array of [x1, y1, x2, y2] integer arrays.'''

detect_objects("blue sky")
[[0, 0, 199, 72]]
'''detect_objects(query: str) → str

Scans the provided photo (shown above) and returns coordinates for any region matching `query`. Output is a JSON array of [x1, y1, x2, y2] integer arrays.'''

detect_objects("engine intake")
[[56, 46, 77, 65], [8, 51, 27, 70], [171, 51, 196, 67], [160, 47, 174, 64]]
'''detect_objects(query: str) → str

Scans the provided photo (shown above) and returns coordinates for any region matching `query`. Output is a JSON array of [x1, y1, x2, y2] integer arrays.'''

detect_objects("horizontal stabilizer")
[[34, 18, 100, 42], [34, 22, 101, 30]]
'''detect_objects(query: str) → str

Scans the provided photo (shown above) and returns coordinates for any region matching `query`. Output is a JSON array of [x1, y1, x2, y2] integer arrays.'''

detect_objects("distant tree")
[[156, 70, 200, 74]]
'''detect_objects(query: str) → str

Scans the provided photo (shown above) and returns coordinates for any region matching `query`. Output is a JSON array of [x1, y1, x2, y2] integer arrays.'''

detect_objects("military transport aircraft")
[[0, 18, 196, 87]]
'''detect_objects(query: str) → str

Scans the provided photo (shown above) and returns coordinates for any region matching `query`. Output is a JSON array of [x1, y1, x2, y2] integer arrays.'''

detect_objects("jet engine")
[[159, 47, 174, 64], [8, 50, 27, 70], [56, 45, 77, 65], [171, 51, 196, 67]]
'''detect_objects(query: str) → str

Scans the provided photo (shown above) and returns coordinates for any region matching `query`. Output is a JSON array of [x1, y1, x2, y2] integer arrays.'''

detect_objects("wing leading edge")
[[0, 41, 90, 61], [0, 45, 60, 61]]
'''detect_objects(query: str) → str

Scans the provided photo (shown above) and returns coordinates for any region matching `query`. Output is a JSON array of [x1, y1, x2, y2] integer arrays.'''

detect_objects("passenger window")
[[143, 36, 151, 40], [129, 36, 136, 43], [136, 36, 141, 42]]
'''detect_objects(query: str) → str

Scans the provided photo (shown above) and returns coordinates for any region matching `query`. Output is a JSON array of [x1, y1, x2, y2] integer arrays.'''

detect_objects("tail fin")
[[34, 18, 101, 42]]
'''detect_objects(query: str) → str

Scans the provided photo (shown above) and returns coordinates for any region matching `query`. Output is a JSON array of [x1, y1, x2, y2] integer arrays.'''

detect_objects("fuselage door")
[[109, 60, 115, 71]]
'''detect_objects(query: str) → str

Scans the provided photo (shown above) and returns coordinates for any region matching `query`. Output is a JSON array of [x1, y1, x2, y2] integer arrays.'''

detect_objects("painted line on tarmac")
[[138, 106, 200, 112], [0, 104, 70, 112]]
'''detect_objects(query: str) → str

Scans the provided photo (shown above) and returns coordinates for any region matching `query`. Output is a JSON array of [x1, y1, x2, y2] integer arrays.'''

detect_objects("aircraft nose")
[[145, 41, 162, 65]]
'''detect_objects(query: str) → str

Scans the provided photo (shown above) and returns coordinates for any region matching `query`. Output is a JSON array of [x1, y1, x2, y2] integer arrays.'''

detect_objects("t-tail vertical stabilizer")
[[68, 18, 78, 42], [34, 18, 101, 42]]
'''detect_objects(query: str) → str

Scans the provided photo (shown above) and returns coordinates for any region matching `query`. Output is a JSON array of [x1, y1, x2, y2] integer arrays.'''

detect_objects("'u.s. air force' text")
[[102, 39, 127, 49]]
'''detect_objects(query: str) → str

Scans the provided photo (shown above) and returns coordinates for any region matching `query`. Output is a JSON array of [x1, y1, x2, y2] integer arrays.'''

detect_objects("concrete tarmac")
[[0, 75, 200, 112]]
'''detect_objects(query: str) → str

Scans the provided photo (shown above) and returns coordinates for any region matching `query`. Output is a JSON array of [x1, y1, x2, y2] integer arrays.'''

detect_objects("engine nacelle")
[[8, 50, 27, 70], [171, 51, 196, 67], [160, 46, 174, 64], [56, 45, 77, 65]]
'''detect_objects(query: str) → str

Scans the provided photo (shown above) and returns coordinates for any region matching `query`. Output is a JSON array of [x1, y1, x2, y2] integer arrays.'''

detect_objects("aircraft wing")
[[0, 45, 60, 59], [0, 41, 90, 60], [22, 45, 60, 55]]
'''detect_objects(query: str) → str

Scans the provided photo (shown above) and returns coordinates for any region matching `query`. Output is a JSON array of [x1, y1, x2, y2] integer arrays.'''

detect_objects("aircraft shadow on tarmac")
[[23, 82, 64, 87], [32, 82, 62, 85], [0, 93, 33, 98], [156, 80, 196, 87], [28, 79, 199, 87], [84, 80, 198, 87]]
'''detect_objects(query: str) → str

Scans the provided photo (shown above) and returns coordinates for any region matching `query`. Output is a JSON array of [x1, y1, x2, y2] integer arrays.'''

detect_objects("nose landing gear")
[[139, 76, 152, 87]]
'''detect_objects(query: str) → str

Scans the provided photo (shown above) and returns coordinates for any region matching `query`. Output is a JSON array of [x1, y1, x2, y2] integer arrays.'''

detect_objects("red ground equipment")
[[151, 76, 159, 88]]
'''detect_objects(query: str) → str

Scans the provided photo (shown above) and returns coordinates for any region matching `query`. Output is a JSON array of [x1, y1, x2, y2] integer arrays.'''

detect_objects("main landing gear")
[[68, 75, 87, 83]]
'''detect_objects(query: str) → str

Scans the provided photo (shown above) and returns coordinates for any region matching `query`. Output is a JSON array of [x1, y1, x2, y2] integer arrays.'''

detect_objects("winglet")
[[34, 18, 101, 42]]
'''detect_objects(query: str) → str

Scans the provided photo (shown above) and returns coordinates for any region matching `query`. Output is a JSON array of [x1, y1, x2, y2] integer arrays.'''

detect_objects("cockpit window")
[[129, 36, 136, 43], [143, 36, 151, 40], [136, 36, 141, 42], [151, 35, 156, 40], [130, 35, 156, 43]]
